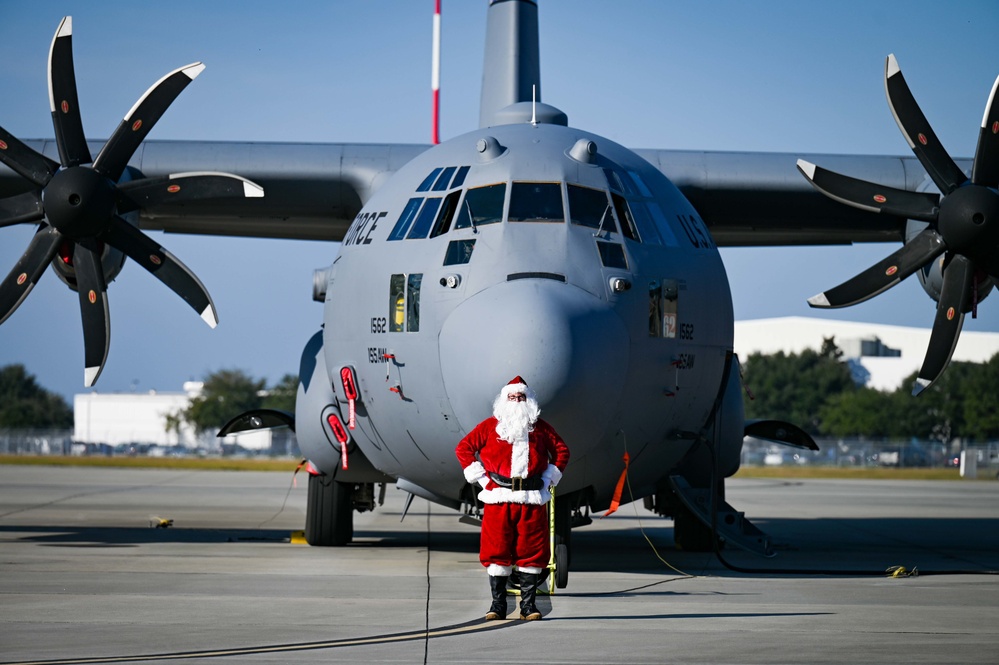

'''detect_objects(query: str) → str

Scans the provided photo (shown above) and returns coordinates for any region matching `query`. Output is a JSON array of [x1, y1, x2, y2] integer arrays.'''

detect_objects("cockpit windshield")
[[453, 183, 505, 230], [508, 182, 564, 223], [567, 184, 617, 234]]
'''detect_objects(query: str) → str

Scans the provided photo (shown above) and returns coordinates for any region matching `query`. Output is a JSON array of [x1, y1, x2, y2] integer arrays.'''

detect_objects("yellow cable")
[[619, 431, 700, 579]]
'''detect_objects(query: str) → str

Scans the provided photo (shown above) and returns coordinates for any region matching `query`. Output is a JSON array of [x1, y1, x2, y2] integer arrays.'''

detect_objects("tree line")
[[742, 338, 999, 443]]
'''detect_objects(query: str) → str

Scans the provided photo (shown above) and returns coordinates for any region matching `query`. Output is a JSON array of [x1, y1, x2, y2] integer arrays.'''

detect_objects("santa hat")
[[499, 375, 535, 400]]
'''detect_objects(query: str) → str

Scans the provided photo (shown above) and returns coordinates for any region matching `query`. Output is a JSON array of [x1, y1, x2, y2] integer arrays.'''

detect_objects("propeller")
[[0, 17, 264, 386], [797, 54, 999, 396]]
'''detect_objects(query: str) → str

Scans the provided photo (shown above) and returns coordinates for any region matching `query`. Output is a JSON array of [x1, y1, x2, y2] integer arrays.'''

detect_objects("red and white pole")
[[431, 0, 441, 144]]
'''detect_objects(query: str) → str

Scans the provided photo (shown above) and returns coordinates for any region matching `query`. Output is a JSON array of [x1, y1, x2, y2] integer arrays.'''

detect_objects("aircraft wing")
[[0, 139, 959, 246], [0, 140, 428, 242], [643, 149, 967, 247]]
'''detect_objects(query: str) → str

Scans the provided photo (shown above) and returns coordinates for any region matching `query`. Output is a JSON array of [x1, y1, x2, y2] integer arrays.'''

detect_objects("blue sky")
[[0, 0, 997, 403]]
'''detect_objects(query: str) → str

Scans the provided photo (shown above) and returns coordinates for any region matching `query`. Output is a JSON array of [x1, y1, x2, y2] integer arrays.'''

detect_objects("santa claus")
[[455, 376, 570, 621]]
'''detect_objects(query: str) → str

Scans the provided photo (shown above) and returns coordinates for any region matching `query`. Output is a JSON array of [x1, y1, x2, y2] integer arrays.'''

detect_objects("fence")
[[743, 436, 999, 474], [0, 429, 300, 458]]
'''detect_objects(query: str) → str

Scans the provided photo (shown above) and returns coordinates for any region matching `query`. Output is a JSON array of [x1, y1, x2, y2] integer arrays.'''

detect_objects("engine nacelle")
[[295, 330, 389, 482], [50, 239, 126, 292], [909, 220, 996, 309]]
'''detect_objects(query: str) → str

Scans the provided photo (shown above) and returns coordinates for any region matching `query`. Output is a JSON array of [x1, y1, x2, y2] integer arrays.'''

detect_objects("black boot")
[[485, 575, 508, 620], [518, 572, 542, 620]]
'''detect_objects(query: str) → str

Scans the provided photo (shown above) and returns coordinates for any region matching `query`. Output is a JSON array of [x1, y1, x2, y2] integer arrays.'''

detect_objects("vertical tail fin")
[[479, 0, 541, 128]]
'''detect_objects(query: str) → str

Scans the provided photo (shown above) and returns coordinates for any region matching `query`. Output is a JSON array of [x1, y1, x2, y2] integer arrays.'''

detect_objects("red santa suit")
[[456, 411, 570, 575]]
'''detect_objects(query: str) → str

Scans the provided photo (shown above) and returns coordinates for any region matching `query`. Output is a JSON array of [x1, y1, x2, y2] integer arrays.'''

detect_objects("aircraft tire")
[[553, 496, 572, 568], [305, 473, 354, 546], [554, 544, 569, 588]]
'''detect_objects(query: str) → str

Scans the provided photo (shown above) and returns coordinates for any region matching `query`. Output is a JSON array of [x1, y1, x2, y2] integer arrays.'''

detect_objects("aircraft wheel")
[[553, 496, 572, 567], [554, 543, 569, 588], [305, 473, 354, 546]]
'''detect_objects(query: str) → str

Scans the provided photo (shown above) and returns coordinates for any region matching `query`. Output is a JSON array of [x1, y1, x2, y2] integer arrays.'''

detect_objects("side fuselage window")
[[389, 273, 423, 332]]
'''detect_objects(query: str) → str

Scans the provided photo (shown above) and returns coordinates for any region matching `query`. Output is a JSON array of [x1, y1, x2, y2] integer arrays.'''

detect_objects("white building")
[[74, 381, 275, 451], [734, 317, 999, 390]]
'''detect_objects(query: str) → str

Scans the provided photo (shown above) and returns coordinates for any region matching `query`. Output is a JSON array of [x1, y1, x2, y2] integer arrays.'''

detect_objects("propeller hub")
[[938, 184, 999, 258], [43, 166, 116, 239]]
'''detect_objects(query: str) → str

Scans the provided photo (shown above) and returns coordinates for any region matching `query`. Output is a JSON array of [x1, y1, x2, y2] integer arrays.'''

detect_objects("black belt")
[[489, 472, 544, 491]]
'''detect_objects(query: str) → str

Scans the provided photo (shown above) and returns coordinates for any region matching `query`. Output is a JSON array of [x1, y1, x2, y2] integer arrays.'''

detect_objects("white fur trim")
[[487, 564, 513, 576], [500, 382, 528, 398], [509, 438, 529, 478], [463, 461, 486, 484], [517, 566, 543, 574], [541, 463, 562, 487]]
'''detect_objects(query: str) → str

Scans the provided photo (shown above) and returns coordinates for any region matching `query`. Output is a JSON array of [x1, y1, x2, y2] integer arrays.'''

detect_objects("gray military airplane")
[[1, 1, 997, 579]]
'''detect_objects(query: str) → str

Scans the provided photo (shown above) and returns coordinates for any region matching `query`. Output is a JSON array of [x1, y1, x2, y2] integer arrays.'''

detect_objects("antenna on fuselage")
[[531, 84, 537, 126], [431, 0, 442, 144]]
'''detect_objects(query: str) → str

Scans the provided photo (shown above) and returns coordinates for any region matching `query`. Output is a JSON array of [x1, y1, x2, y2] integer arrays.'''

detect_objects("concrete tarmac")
[[1, 465, 997, 664]]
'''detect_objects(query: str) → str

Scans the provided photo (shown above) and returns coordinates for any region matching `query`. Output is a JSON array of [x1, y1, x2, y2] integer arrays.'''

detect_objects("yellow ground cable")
[[618, 431, 700, 579]]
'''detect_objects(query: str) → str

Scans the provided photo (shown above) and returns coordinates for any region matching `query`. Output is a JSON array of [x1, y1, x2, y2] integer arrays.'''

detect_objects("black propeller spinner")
[[0, 17, 263, 386], [797, 54, 999, 396]]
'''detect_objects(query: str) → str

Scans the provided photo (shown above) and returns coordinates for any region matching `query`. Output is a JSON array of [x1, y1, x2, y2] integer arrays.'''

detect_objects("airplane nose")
[[439, 279, 629, 447]]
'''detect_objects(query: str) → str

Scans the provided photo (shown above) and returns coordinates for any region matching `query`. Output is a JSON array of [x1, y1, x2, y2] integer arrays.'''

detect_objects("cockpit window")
[[388, 198, 424, 241], [430, 190, 462, 238], [596, 241, 628, 269], [627, 170, 654, 197], [509, 182, 564, 223], [406, 197, 442, 239], [453, 183, 505, 230], [624, 199, 663, 245], [603, 168, 635, 197], [432, 166, 457, 191], [451, 165, 471, 189], [443, 239, 475, 265], [610, 192, 640, 242], [417, 168, 443, 192], [567, 184, 617, 233], [602, 165, 680, 247]]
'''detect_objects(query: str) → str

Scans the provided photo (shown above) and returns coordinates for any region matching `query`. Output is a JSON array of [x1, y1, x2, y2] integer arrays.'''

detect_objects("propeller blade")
[[0, 126, 59, 187], [971, 75, 999, 187], [103, 216, 218, 328], [0, 224, 62, 325], [884, 54, 967, 195], [0, 192, 45, 228], [93, 63, 205, 181], [48, 16, 92, 167], [116, 172, 264, 213], [797, 159, 940, 221], [808, 227, 947, 309], [912, 255, 974, 396], [73, 241, 110, 387]]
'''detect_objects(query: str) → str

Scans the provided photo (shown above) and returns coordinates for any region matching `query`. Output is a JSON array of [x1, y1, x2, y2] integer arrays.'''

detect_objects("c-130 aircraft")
[[0, 1, 996, 577]]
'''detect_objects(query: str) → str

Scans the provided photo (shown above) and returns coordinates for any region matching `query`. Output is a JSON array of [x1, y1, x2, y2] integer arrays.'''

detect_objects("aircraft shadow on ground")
[[4, 516, 998, 574], [566, 517, 999, 576]]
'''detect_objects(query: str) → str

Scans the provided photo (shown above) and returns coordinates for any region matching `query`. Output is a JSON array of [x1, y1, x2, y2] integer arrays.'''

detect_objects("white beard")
[[493, 395, 540, 444]]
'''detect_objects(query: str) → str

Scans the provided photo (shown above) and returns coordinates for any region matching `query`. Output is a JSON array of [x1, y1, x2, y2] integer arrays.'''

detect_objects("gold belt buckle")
[[511, 476, 524, 491]]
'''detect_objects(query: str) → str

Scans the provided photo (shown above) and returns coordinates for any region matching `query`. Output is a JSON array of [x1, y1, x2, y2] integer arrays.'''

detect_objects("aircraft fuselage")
[[301, 119, 736, 512]]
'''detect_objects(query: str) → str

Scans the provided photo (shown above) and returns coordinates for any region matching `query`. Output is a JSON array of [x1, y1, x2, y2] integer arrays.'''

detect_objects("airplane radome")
[[1, 1, 996, 584]]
